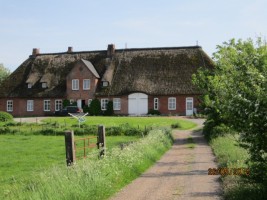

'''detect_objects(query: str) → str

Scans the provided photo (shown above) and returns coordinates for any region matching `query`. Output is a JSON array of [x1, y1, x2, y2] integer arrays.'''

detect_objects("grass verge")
[[209, 134, 266, 200], [3, 128, 173, 200]]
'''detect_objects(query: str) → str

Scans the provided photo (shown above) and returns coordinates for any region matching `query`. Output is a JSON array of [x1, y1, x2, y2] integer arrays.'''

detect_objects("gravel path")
[[110, 118, 222, 200]]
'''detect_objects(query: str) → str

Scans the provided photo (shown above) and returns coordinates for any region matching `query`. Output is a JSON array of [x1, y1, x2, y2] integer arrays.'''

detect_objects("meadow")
[[0, 116, 196, 199]]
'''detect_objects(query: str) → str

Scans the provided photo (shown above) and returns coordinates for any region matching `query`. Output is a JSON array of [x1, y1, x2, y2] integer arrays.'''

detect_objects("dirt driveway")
[[110, 118, 222, 200]]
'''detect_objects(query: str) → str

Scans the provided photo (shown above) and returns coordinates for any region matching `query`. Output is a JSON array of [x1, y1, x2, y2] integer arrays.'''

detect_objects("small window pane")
[[83, 79, 90, 90], [168, 97, 176, 110], [7, 100, 13, 112], [55, 100, 62, 111], [27, 100, 34, 111], [113, 98, 121, 110], [44, 100, 50, 111], [154, 98, 159, 110], [101, 99, 108, 110], [72, 79, 79, 90]]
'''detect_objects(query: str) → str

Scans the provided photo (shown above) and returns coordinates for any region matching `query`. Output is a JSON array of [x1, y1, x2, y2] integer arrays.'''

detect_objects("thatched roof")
[[97, 46, 213, 96], [0, 51, 107, 98], [0, 46, 213, 98]]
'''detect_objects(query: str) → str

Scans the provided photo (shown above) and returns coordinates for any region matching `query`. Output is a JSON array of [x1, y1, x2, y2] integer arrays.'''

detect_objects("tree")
[[193, 37, 267, 184], [0, 63, 10, 83]]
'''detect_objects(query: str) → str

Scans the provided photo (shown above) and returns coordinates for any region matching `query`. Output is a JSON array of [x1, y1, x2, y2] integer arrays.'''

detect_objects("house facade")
[[0, 44, 213, 117]]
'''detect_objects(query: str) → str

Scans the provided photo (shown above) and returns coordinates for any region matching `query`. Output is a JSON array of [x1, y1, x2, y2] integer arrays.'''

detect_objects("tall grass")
[[4, 128, 173, 200], [210, 134, 267, 200]]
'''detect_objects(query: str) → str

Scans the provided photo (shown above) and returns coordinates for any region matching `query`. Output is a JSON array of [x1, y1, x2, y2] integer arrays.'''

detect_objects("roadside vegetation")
[[0, 115, 195, 199], [3, 128, 173, 200], [193, 37, 267, 200]]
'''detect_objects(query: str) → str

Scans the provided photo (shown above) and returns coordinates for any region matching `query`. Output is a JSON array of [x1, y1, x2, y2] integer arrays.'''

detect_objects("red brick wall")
[[148, 95, 200, 115], [0, 94, 201, 117], [66, 60, 99, 103], [0, 98, 64, 117]]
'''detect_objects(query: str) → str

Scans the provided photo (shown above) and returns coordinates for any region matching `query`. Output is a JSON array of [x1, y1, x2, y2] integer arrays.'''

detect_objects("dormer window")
[[102, 81, 109, 87], [42, 82, 47, 88], [28, 83, 32, 88]]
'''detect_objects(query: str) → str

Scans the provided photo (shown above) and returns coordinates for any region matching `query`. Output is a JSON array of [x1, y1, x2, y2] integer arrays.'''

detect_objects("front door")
[[77, 99, 82, 109], [186, 97, 194, 116]]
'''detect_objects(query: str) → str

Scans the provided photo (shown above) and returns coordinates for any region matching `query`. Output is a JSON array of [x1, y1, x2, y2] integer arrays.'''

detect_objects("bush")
[[103, 101, 114, 116], [0, 111, 13, 122], [89, 99, 102, 116], [83, 105, 90, 113], [147, 109, 161, 115]]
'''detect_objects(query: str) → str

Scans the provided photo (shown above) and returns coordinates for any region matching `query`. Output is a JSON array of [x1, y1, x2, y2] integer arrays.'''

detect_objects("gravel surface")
[[110, 118, 222, 200]]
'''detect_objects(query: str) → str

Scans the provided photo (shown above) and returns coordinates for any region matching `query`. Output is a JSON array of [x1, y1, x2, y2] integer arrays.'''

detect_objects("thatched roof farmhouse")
[[0, 45, 213, 116]]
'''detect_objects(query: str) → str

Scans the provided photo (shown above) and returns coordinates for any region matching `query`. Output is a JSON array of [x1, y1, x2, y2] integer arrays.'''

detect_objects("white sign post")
[[68, 112, 89, 128]]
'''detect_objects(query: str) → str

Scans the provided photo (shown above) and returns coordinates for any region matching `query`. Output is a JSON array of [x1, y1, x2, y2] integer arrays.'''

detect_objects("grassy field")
[[2, 129, 173, 200], [0, 135, 139, 194], [1, 116, 196, 199], [210, 134, 266, 200]]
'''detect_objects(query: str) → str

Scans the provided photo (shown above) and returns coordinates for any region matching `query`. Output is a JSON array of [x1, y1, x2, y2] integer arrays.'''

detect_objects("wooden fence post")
[[65, 130, 76, 166], [97, 125, 106, 157]]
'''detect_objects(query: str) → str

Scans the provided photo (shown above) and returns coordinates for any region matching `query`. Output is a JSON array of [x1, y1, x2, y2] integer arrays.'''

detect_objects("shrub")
[[103, 101, 114, 116], [0, 111, 13, 122], [83, 105, 90, 113], [89, 99, 102, 116], [147, 109, 161, 115]]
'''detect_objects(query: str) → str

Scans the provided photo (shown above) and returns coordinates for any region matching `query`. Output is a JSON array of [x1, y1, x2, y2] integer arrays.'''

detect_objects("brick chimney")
[[107, 44, 115, 57], [67, 47, 73, 53], [32, 48, 40, 56]]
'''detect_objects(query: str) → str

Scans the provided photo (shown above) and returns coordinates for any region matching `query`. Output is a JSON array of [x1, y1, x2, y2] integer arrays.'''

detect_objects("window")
[[28, 83, 32, 88], [101, 99, 108, 110], [7, 100, 13, 112], [113, 98, 121, 110], [55, 100, 62, 111], [154, 98, 159, 110], [88, 99, 92, 106], [102, 81, 109, 87], [44, 100, 50, 111], [168, 97, 176, 110], [83, 79, 90, 90], [42, 82, 47, 88], [72, 79, 79, 90], [27, 100, 34, 111]]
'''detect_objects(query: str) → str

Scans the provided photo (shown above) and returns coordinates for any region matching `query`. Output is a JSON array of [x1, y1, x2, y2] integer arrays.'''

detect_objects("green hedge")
[[0, 111, 13, 122]]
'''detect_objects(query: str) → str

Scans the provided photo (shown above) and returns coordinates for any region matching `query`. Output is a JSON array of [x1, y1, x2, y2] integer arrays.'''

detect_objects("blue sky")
[[1, 0, 267, 71]]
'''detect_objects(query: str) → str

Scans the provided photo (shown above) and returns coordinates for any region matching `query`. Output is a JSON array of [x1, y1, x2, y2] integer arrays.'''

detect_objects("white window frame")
[[101, 99, 109, 110], [28, 83, 32, 89], [113, 98, 121, 111], [168, 97, 176, 110], [88, 99, 92, 106], [7, 100, 13, 112], [27, 100, 34, 112], [83, 79, 90, 90], [72, 79, 79, 90], [55, 100, 62, 111], [42, 82, 47, 88], [154, 98, 159, 110], [43, 100, 50, 111]]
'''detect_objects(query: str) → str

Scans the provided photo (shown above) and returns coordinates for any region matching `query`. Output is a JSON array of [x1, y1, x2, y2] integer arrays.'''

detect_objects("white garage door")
[[128, 93, 148, 115]]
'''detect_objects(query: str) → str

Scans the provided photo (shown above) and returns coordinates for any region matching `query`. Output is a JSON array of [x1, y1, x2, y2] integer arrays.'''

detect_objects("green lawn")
[[0, 134, 139, 194], [43, 116, 196, 129]]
